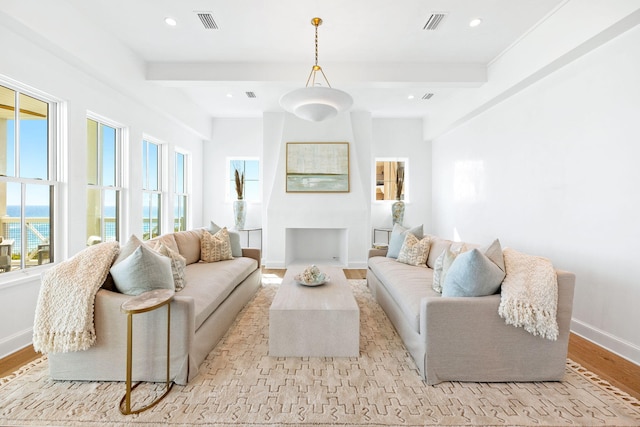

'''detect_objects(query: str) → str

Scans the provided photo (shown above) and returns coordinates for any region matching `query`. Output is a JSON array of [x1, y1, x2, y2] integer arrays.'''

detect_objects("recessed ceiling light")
[[165, 17, 177, 26], [407, 95, 415, 100], [226, 93, 233, 98], [469, 18, 482, 27]]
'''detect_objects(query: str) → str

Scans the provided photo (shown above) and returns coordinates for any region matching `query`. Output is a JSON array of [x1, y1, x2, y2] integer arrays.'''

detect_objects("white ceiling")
[[63, 0, 565, 118]]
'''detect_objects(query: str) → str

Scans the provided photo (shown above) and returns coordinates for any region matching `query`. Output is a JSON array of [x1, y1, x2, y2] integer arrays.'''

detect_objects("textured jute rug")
[[1, 279, 639, 427]]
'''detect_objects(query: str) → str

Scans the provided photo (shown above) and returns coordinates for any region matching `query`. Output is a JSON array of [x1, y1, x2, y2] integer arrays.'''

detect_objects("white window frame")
[[373, 157, 410, 203], [141, 136, 166, 240], [0, 77, 62, 280], [174, 149, 190, 232], [86, 113, 124, 244]]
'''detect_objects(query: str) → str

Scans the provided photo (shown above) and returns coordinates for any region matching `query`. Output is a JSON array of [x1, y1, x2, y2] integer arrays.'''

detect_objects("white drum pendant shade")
[[280, 86, 353, 122]]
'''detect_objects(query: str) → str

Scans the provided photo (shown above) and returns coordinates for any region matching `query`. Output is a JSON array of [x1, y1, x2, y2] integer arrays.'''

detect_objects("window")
[[375, 158, 408, 201], [228, 158, 259, 202], [142, 139, 162, 240], [174, 151, 188, 232], [0, 84, 56, 273], [87, 117, 121, 244]]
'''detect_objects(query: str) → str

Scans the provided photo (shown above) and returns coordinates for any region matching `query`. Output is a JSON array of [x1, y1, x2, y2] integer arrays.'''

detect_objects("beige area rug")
[[1, 279, 639, 427]]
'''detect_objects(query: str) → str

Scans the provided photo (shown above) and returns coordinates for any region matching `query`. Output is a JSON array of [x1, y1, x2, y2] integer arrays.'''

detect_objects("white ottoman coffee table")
[[269, 265, 360, 357]]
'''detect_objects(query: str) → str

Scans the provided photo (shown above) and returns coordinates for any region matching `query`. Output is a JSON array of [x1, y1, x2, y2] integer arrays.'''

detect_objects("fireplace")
[[285, 228, 348, 267]]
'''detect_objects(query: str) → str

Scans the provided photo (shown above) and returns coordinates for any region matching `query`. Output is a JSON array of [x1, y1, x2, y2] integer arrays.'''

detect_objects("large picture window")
[[174, 151, 188, 232], [87, 117, 121, 244], [142, 139, 162, 240], [0, 84, 56, 273]]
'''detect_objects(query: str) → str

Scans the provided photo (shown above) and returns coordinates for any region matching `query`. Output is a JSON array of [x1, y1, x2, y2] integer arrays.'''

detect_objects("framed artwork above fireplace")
[[286, 142, 349, 193]]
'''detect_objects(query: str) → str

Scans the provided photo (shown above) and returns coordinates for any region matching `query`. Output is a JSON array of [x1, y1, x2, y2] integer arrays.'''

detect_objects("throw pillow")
[[110, 244, 174, 296], [155, 243, 187, 291], [397, 233, 431, 267], [387, 223, 423, 259], [201, 227, 233, 262], [441, 239, 506, 297], [209, 221, 243, 257], [432, 242, 466, 293]]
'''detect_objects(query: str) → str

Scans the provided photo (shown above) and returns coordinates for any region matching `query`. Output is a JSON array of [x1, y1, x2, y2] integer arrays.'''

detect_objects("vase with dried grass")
[[233, 167, 246, 230]]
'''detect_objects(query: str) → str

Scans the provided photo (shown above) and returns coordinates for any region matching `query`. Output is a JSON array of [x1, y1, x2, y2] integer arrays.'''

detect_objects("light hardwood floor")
[[3, 268, 639, 402]]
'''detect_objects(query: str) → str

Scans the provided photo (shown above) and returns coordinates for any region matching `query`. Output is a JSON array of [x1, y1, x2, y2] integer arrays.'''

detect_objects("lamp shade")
[[279, 86, 353, 122]]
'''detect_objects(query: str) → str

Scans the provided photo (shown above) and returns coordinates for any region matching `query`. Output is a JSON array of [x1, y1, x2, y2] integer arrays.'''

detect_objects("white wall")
[[432, 24, 640, 364], [0, 14, 206, 358]]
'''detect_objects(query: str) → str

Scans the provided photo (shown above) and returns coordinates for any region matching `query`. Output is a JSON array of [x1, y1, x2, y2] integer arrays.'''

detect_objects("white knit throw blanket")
[[498, 248, 559, 341], [33, 242, 119, 354]]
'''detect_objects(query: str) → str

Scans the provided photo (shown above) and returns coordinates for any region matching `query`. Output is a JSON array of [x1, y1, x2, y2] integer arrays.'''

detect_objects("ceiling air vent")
[[423, 13, 447, 31], [422, 93, 434, 100], [245, 91, 257, 99], [196, 12, 219, 29]]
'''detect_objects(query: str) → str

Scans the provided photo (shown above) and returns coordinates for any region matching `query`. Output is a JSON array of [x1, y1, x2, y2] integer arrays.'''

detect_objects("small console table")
[[236, 227, 262, 251], [119, 289, 175, 415], [372, 228, 393, 245]]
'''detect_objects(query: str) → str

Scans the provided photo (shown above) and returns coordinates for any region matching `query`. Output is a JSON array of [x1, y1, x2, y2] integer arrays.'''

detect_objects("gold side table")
[[119, 289, 175, 415]]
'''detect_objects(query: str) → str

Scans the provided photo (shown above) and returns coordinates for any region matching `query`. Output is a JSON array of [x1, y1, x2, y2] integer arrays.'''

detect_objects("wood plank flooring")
[[2, 268, 639, 402]]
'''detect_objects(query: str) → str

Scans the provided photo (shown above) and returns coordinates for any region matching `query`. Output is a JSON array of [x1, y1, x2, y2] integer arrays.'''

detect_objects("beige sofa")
[[48, 229, 262, 385], [367, 237, 575, 385]]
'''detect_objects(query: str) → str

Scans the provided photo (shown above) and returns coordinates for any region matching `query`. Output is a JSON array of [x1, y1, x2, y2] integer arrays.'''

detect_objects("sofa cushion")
[[442, 239, 505, 297], [397, 234, 431, 267], [173, 229, 204, 264], [387, 223, 423, 259], [180, 257, 258, 329], [147, 233, 180, 254], [368, 256, 436, 333], [110, 244, 174, 296], [155, 243, 187, 291], [201, 227, 233, 262], [209, 221, 243, 257], [427, 236, 452, 268]]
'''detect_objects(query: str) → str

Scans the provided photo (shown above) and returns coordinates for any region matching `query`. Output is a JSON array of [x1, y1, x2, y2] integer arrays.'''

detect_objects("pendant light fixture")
[[279, 17, 353, 122]]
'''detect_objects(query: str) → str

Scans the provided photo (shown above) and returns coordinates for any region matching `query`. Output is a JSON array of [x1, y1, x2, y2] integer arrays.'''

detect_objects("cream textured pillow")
[[396, 233, 431, 267], [155, 243, 187, 291], [432, 242, 466, 293], [201, 227, 233, 262]]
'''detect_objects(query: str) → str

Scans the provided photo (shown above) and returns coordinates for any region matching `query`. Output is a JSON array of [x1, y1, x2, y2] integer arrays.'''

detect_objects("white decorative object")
[[279, 17, 353, 122], [294, 264, 329, 286]]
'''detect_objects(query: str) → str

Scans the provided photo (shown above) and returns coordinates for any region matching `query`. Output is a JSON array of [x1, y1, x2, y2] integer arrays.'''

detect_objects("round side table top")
[[121, 289, 175, 314]]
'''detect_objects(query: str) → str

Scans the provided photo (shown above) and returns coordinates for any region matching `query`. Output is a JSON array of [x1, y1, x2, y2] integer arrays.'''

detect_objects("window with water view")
[[0, 84, 55, 273], [87, 118, 121, 245], [142, 139, 162, 240]]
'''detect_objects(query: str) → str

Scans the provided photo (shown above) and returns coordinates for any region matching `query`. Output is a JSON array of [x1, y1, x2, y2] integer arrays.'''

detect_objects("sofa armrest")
[[242, 248, 261, 268], [368, 248, 388, 258], [419, 269, 575, 384], [49, 288, 196, 384]]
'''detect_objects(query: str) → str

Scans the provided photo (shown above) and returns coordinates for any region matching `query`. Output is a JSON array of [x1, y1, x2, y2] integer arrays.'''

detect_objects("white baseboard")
[[571, 318, 640, 366], [0, 327, 33, 360]]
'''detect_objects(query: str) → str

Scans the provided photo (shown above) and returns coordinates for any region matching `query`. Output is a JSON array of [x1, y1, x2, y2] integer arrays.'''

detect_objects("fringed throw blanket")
[[33, 242, 119, 354], [499, 248, 559, 341]]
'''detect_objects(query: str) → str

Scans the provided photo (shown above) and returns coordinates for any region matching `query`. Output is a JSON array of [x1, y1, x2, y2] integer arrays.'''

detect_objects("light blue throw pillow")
[[441, 239, 506, 297], [387, 223, 423, 259], [111, 244, 174, 296], [209, 221, 243, 257]]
